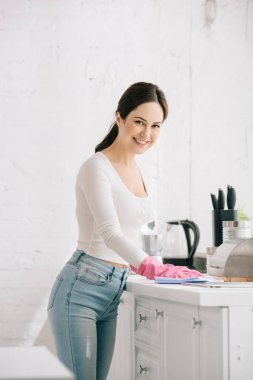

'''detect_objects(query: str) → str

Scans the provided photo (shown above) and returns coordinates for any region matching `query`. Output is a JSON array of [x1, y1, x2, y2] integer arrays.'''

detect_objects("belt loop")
[[73, 250, 84, 264], [108, 266, 115, 281]]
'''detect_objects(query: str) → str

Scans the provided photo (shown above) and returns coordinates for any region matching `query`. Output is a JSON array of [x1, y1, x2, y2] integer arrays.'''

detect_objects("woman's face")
[[116, 102, 164, 154]]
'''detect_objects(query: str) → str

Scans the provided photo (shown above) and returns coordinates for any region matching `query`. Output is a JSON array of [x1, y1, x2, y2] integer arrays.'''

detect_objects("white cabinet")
[[163, 303, 199, 380], [109, 294, 230, 380], [134, 297, 229, 380], [134, 297, 164, 379], [109, 282, 253, 380], [164, 303, 229, 380], [135, 341, 161, 379], [135, 297, 164, 348], [107, 291, 135, 380], [199, 307, 229, 380]]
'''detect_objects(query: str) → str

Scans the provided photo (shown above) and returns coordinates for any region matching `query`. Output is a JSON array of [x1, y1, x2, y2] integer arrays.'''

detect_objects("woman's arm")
[[77, 157, 147, 268]]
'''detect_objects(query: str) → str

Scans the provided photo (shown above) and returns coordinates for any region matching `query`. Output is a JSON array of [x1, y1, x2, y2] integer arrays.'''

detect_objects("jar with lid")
[[222, 221, 252, 244]]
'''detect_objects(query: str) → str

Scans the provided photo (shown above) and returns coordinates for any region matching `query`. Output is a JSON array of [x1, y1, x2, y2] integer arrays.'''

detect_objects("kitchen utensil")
[[210, 193, 218, 210], [210, 186, 236, 211], [227, 186, 236, 209], [210, 185, 238, 246], [162, 219, 200, 267], [218, 188, 225, 209]]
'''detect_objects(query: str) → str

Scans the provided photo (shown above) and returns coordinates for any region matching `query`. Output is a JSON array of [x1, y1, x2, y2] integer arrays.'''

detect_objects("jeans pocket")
[[47, 276, 63, 311], [77, 264, 110, 286]]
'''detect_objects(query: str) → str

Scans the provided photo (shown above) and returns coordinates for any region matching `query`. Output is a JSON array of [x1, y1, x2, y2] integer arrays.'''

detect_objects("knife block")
[[212, 209, 239, 247]]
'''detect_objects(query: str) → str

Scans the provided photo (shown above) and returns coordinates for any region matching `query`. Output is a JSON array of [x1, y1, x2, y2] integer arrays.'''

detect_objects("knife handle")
[[226, 185, 231, 209], [227, 187, 236, 209], [210, 193, 218, 210], [218, 188, 225, 210]]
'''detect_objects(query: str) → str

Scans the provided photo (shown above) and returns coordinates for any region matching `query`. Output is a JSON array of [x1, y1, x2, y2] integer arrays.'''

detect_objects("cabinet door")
[[163, 303, 199, 380], [107, 291, 135, 380], [135, 341, 161, 380], [135, 297, 165, 349], [199, 307, 229, 380], [229, 306, 253, 380]]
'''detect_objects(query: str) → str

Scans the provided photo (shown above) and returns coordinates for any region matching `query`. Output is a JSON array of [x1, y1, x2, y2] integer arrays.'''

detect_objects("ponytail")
[[95, 123, 118, 153]]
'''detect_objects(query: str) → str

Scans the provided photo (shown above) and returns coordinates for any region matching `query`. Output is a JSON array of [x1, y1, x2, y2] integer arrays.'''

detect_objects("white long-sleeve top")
[[75, 152, 155, 267]]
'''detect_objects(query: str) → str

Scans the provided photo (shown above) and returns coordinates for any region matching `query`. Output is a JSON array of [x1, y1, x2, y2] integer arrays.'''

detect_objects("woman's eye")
[[153, 124, 161, 129], [135, 120, 144, 125]]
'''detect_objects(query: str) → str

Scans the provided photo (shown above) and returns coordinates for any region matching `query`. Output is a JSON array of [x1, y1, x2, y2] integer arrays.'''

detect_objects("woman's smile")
[[132, 137, 151, 147]]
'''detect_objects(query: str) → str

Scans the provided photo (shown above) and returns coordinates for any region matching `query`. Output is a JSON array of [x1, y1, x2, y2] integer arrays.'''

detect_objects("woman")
[[47, 82, 201, 380]]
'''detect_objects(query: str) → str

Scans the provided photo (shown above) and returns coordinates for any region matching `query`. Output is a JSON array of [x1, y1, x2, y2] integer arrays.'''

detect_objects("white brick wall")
[[0, 0, 252, 346]]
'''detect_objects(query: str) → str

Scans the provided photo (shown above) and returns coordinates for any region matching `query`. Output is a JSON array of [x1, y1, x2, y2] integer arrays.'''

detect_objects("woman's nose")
[[140, 126, 151, 139]]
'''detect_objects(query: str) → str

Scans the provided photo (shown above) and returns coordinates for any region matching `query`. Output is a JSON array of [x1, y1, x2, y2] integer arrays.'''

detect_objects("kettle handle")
[[181, 220, 200, 259]]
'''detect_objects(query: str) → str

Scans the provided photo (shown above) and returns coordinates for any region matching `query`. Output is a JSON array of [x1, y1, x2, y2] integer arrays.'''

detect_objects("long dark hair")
[[95, 82, 168, 153]]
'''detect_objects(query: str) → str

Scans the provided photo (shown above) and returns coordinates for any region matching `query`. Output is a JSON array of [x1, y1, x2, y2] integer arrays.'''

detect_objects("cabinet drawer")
[[135, 341, 161, 380], [135, 297, 164, 347]]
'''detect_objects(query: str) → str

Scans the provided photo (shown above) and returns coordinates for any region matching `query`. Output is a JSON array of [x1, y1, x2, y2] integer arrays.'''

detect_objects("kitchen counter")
[[108, 274, 253, 380], [126, 274, 253, 307]]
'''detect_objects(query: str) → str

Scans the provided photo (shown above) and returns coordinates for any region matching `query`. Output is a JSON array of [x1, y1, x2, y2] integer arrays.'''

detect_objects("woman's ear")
[[116, 112, 123, 127]]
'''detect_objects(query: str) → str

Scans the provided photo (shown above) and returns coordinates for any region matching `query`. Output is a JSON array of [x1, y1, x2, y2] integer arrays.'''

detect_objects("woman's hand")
[[136, 256, 202, 280]]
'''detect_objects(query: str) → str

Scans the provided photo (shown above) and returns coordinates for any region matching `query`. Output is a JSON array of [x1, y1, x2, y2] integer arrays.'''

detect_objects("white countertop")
[[126, 275, 253, 307]]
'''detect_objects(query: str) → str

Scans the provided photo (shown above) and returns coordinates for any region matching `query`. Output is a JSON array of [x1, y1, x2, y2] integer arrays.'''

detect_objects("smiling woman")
[[95, 82, 168, 153], [100, 101, 164, 198], [116, 102, 163, 154], [95, 82, 167, 198], [47, 82, 201, 380]]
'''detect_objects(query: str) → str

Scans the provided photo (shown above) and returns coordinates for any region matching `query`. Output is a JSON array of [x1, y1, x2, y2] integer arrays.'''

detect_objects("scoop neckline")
[[96, 151, 149, 199]]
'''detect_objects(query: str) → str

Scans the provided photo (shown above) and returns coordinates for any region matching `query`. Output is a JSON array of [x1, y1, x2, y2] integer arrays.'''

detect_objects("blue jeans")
[[47, 250, 129, 380]]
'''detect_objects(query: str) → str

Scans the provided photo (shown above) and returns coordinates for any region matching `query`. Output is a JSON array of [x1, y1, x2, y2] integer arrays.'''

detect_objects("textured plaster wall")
[[190, 0, 253, 248], [158, 0, 253, 249], [0, 0, 252, 345]]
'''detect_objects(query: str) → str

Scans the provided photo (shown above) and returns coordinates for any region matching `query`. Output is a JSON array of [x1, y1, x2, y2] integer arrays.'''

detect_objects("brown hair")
[[95, 82, 168, 153]]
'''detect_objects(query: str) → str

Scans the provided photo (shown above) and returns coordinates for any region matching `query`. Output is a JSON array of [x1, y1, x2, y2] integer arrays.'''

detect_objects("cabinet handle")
[[138, 313, 147, 323], [139, 364, 148, 374], [155, 308, 164, 319], [192, 317, 202, 329]]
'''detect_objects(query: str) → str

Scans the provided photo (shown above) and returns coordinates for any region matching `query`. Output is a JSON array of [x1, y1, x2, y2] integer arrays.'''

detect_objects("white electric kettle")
[[162, 219, 200, 267]]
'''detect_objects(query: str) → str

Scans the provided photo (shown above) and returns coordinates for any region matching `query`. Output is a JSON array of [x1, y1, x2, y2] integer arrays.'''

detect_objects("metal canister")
[[222, 220, 252, 243]]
